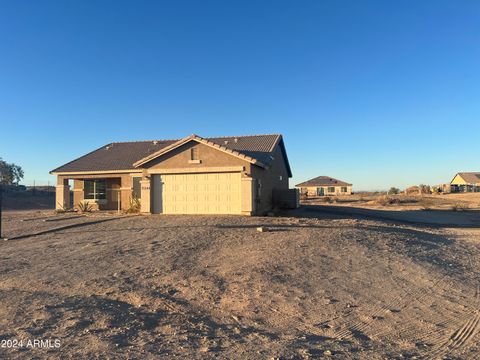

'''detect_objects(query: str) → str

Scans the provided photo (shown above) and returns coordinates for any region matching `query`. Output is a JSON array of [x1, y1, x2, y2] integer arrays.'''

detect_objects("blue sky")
[[0, 0, 479, 190]]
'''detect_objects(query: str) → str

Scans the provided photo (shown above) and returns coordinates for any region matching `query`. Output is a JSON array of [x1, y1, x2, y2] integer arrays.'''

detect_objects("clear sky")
[[0, 1, 479, 190]]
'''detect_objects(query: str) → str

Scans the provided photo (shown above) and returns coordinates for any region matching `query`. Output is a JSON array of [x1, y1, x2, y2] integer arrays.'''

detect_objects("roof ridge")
[[111, 139, 180, 144], [206, 133, 281, 139], [109, 134, 281, 144]]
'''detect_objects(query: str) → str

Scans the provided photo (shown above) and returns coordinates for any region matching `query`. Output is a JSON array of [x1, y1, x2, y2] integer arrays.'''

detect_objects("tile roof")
[[456, 172, 480, 184], [295, 176, 352, 187], [51, 134, 286, 174]]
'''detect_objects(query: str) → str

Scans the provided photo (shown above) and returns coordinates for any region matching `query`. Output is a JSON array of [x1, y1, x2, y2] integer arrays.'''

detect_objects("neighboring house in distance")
[[50, 134, 292, 215], [450, 172, 480, 193], [296, 176, 352, 196]]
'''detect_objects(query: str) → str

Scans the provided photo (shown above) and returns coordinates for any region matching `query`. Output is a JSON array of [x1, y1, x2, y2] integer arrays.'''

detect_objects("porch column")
[[120, 175, 133, 211], [55, 177, 70, 210], [140, 178, 151, 213], [241, 176, 255, 216]]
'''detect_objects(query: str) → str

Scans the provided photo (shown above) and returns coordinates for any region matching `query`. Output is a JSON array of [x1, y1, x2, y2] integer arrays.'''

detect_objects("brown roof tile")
[[51, 134, 289, 174]]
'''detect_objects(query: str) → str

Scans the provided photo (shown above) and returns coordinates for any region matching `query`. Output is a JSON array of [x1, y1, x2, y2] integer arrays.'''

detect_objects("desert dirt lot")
[[1, 209, 480, 359], [303, 193, 480, 212]]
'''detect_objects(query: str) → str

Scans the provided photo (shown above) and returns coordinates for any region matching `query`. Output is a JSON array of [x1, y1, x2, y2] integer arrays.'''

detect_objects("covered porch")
[[55, 172, 143, 211]]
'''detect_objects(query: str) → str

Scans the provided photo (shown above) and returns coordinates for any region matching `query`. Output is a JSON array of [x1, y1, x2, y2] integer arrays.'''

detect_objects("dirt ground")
[[1, 209, 480, 359], [304, 193, 480, 212]]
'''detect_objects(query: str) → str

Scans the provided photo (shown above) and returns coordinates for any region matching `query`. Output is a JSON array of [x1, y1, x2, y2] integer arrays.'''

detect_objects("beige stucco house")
[[296, 176, 352, 196], [50, 134, 292, 215]]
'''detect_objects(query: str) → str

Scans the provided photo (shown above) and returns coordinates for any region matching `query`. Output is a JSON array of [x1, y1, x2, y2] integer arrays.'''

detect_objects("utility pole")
[[0, 184, 3, 240]]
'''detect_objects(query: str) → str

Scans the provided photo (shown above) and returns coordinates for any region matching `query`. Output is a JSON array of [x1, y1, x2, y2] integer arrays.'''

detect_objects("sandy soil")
[[304, 193, 480, 212], [1, 210, 480, 359]]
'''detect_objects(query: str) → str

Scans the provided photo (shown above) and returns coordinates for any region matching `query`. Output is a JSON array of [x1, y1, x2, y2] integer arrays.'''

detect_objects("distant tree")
[[388, 187, 400, 195], [0, 158, 24, 185]]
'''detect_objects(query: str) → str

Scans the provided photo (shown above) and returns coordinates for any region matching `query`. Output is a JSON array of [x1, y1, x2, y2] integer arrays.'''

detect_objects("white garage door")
[[152, 172, 242, 214]]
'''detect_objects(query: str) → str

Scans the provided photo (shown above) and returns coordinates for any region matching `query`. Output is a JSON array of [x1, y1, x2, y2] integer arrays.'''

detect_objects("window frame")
[[84, 179, 107, 200]]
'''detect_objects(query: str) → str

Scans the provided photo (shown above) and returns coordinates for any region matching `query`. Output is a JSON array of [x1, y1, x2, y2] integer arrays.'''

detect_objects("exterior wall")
[[146, 142, 252, 171], [298, 185, 352, 196], [451, 174, 467, 185], [251, 145, 289, 214]]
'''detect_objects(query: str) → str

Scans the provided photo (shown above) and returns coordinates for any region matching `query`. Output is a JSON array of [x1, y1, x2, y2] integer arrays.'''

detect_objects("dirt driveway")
[[0, 211, 479, 359]]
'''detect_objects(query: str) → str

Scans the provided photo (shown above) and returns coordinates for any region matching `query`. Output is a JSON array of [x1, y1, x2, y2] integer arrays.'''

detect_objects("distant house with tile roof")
[[295, 176, 352, 196]]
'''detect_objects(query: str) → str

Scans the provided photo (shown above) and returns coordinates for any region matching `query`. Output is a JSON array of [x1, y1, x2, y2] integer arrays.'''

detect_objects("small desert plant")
[[388, 187, 400, 195], [77, 201, 94, 213], [125, 196, 141, 213], [451, 202, 468, 212]]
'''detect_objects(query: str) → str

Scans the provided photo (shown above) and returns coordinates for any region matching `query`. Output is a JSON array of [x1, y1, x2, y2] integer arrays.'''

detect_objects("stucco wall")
[[251, 145, 290, 214], [145, 142, 252, 173]]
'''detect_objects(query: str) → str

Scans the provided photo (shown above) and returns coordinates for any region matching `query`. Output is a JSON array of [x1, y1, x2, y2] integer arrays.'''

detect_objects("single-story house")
[[295, 176, 352, 196], [50, 134, 292, 215], [450, 172, 480, 193]]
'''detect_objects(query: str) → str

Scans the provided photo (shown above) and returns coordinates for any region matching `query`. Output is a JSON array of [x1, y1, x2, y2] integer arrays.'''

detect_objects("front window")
[[84, 179, 106, 200], [341, 187, 347, 193], [328, 187, 335, 193]]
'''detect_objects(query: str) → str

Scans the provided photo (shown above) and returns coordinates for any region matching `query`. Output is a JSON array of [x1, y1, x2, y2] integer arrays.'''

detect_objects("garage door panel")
[[153, 172, 241, 214]]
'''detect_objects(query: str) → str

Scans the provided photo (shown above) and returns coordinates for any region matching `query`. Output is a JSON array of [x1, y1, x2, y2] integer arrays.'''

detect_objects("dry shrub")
[[320, 196, 334, 204], [125, 197, 141, 213], [375, 196, 401, 206], [451, 202, 468, 212]]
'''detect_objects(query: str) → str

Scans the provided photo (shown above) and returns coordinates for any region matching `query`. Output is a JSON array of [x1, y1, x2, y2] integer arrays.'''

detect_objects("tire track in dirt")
[[424, 279, 480, 358], [328, 228, 480, 356], [368, 279, 472, 345], [369, 276, 478, 352], [330, 271, 454, 341]]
